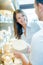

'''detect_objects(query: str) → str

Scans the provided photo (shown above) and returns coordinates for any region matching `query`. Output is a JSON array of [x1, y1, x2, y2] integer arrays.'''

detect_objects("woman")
[[13, 9, 32, 65]]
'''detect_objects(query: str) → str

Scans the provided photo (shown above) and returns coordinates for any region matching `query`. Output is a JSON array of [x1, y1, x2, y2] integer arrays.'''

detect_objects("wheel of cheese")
[[12, 39, 28, 51]]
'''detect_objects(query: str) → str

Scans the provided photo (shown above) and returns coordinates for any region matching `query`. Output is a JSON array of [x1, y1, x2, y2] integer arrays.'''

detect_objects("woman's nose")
[[21, 17, 25, 21]]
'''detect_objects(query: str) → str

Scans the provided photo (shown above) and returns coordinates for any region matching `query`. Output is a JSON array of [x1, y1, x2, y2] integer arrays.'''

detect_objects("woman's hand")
[[14, 51, 22, 59]]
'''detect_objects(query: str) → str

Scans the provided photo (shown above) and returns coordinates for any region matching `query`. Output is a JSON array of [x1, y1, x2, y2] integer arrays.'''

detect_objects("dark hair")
[[35, 0, 43, 4], [13, 9, 24, 39]]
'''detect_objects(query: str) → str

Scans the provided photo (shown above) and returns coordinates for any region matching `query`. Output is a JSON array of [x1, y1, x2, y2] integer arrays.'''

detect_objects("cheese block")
[[12, 39, 29, 51]]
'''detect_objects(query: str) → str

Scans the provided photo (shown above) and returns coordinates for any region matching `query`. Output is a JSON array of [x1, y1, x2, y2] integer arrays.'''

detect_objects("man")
[[29, 0, 43, 65], [14, 0, 43, 65]]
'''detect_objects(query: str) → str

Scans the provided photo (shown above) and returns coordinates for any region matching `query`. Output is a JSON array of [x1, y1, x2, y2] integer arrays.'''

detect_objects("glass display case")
[[0, 10, 13, 23]]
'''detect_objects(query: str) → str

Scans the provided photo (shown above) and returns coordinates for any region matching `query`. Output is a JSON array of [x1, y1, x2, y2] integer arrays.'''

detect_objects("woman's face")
[[16, 13, 25, 26]]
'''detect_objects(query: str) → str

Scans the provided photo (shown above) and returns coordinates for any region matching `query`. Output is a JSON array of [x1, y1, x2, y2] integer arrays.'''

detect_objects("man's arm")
[[21, 55, 32, 65], [14, 51, 32, 65], [21, 54, 29, 65]]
